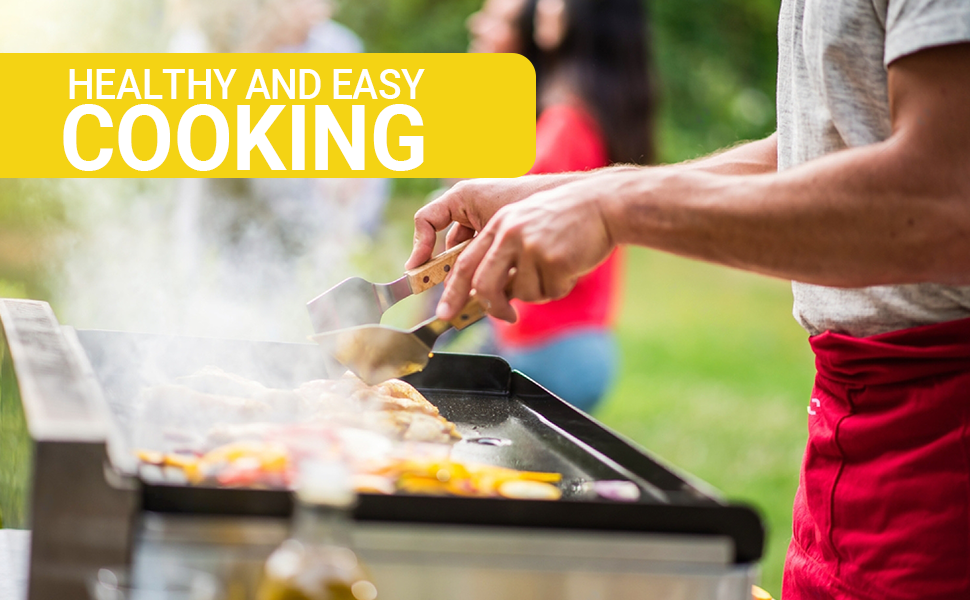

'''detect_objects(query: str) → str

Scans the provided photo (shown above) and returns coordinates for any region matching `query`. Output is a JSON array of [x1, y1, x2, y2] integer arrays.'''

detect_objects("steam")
[[53, 177, 388, 342], [7, 0, 403, 343]]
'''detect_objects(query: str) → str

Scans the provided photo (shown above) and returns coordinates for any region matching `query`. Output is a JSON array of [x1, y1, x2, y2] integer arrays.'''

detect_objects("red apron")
[[783, 317, 970, 599]]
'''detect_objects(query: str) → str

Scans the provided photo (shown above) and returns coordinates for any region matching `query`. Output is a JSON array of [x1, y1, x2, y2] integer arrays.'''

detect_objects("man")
[[406, 0, 970, 598]]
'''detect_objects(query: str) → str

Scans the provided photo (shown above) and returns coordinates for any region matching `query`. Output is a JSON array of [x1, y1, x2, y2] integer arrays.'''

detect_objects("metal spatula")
[[310, 294, 488, 384], [307, 241, 470, 333]]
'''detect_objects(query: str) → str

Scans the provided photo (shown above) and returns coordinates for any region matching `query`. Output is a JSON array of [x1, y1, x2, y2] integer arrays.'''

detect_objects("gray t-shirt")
[[777, 0, 970, 337]]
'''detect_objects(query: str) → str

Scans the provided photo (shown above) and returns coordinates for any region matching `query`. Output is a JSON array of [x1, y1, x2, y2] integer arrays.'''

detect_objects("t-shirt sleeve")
[[885, 0, 970, 66]]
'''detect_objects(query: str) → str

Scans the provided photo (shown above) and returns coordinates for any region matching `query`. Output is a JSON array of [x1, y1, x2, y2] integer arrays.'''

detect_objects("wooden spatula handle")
[[405, 240, 470, 294], [447, 293, 489, 331], [445, 274, 517, 331]]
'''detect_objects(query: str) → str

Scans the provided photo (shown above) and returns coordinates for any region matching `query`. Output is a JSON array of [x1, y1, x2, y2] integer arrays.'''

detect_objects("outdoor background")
[[0, 0, 807, 594]]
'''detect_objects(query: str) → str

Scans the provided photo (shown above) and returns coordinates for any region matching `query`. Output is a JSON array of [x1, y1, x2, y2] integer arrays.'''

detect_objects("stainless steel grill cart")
[[0, 299, 764, 600]]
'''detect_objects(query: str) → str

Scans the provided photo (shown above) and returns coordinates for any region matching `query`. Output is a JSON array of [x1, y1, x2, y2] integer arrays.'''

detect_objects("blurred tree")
[[653, 0, 779, 161], [336, 0, 483, 53], [334, 0, 780, 164]]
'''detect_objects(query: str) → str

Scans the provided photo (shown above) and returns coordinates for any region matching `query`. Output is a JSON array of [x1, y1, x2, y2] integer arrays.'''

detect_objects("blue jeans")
[[503, 328, 617, 414]]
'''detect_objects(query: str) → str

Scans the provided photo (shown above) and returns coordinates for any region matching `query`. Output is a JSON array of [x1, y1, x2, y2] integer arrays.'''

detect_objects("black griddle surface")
[[76, 330, 764, 563]]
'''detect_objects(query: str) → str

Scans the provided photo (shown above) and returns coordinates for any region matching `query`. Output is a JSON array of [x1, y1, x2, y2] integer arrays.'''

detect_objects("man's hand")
[[406, 172, 604, 270], [435, 179, 617, 321]]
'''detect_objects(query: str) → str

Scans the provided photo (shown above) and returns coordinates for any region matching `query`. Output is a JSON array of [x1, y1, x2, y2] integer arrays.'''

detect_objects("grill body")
[[0, 299, 763, 600]]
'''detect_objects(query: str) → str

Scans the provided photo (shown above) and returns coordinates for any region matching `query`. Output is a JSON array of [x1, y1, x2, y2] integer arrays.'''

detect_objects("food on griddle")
[[497, 479, 563, 501], [591, 480, 641, 502], [132, 367, 563, 499], [371, 458, 562, 499], [294, 373, 444, 417], [200, 407, 459, 446], [141, 444, 563, 500], [131, 368, 458, 452], [363, 410, 460, 443], [176, 365, 274, 397]]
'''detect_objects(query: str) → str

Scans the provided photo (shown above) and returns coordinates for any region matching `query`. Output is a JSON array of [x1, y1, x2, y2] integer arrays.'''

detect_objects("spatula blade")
[[306, 277, 385, 334], [311, 325, 433, 385]]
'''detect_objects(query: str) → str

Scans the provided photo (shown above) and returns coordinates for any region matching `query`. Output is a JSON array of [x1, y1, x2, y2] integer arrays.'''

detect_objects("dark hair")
[[516, 0, 656, 165]]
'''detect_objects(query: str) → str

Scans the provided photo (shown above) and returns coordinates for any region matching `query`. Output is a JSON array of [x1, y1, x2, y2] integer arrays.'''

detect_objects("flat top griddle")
[[75, 329, 764, 564]]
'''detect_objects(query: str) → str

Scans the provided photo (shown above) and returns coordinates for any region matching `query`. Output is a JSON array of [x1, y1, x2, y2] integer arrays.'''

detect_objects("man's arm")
[[601, 44, 970, 287], [677, 133, 777, 176], [431, 42, 970, 322], [406, 135, 778, 269]]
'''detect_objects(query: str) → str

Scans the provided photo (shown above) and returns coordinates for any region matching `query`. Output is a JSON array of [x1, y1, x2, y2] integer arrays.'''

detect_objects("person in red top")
[[464, 0, 655, 411]]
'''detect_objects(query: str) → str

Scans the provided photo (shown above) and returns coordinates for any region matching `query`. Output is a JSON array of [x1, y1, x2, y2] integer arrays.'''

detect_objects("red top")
[[493, 103, 623, 348]]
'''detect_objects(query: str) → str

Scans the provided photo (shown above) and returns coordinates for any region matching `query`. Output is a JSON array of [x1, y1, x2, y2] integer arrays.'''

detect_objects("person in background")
[[465, 0, 655, 412]]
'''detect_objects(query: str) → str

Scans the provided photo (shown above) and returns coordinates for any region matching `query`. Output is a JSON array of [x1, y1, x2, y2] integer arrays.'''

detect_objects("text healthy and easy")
[[0, 54, 535, 178]]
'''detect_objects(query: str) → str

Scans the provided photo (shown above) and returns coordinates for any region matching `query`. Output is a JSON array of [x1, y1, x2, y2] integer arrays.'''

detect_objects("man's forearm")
[[516, 134, 778, 190], [595, 133, 777, 177], [598, 134, 970, 287], [674, 133, 778, 175], [412, 134, 779, 269]]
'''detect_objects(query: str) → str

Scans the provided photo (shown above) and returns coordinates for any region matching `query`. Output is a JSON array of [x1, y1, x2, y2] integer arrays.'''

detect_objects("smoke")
[[52, 177, 390, 342], [6, 0, 417, 343]]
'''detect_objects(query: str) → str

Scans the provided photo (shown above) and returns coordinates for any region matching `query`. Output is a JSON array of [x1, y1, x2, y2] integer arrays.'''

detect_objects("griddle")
[[75, 329, 765, 564]]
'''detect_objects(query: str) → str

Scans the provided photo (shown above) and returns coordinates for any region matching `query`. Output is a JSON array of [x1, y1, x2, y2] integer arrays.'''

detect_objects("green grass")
[[597, 247, 814, 595]]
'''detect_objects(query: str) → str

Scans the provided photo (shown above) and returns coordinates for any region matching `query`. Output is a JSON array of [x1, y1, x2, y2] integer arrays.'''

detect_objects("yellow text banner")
[[0, 53, 536, 178]]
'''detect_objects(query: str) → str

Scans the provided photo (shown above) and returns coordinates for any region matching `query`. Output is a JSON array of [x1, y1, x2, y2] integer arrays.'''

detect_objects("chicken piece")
[[301, 373, 441, 417], [376, 379, 437, 410], [349, 379, 440, 416], [252, 389, 306, 417], [315, 409, 459, 444], [174, 368, 308, 416], [366, 410, 460, 443], [176, 366, 270, 398], [296, 378, 363, 413], [398, 411, 461, 442], [131, 383, 311, 455]]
